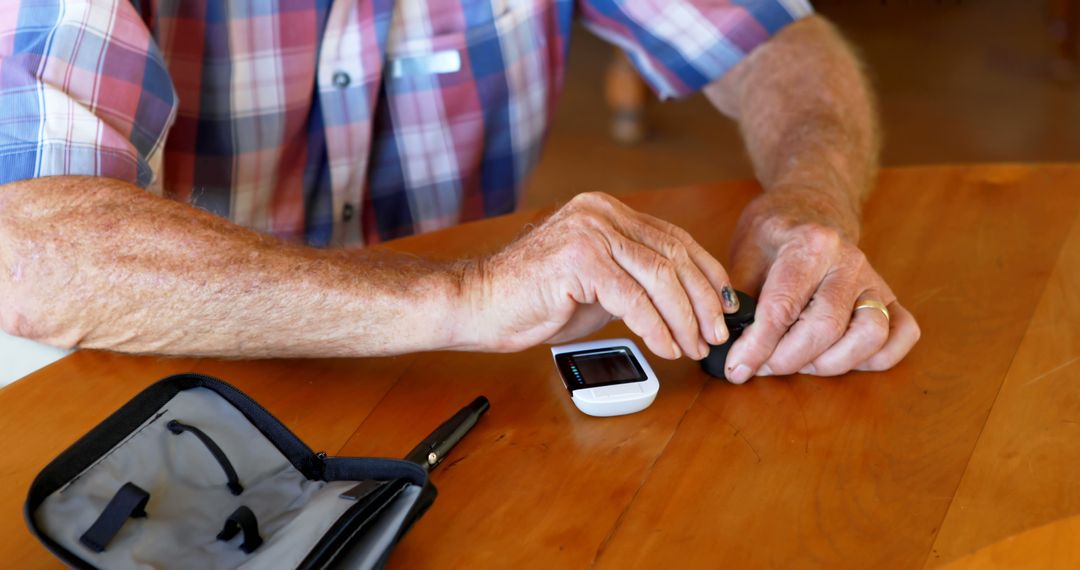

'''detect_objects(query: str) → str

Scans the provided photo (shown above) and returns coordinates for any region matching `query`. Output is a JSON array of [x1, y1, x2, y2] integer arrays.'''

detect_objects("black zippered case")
[[24, 374, 488, 569]]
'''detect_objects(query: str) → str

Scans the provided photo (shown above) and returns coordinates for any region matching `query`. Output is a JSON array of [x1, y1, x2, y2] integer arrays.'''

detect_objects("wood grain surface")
[[1, 165, 1077, 569], [941, 514, 1080, 570], [928, 187, 1080, 565]]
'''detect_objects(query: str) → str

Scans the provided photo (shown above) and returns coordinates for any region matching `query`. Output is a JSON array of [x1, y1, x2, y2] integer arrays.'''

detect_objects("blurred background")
[[524, 0, 1080, 208]]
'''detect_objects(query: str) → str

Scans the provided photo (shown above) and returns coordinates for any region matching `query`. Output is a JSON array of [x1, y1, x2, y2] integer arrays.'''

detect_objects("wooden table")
[[2, 164, 1079, 568], [943, 513, 1080, 570]]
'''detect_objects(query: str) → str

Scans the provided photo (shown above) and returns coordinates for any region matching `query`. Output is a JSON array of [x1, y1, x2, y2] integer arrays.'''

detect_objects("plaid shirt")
[[0, 0, 811, 246]]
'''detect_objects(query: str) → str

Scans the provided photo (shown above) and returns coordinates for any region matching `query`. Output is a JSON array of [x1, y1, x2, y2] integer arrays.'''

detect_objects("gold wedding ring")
[[854, 299, 890, 322]]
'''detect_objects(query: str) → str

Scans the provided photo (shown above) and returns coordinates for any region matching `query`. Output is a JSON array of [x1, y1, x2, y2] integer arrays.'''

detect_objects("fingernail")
[[714, 321, 729, 345], [698, 340, 710, 360], [722, 286, 740, 313], [727, 364, 752, 384], [756, 364, 773, 377], [800, 364, 816, 375], [671, 342, 682, 360]]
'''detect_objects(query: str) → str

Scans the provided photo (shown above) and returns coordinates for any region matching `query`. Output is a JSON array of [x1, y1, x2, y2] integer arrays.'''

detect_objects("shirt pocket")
[[385, 2, 546, 81], [377, 1, 554, 213]]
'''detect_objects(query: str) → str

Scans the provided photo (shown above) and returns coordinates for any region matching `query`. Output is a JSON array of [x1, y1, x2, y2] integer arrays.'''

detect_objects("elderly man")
[[0, 0, 918, 384]]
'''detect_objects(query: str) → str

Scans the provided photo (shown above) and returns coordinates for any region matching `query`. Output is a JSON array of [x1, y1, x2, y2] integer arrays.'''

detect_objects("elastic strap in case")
[[217, 506, 263, 554], [78, 482, 149, 553], [168, 419, 244, 496]]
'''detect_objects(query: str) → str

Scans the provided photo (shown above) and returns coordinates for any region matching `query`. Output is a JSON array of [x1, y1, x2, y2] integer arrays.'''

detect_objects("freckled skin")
[[0, 16, 918, 372], [0, 176, 468, 357], [704, 16, 920, 380]]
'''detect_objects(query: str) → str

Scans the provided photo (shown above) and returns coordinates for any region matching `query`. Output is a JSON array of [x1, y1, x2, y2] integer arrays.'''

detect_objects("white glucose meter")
[[551, 338, 659, 417]]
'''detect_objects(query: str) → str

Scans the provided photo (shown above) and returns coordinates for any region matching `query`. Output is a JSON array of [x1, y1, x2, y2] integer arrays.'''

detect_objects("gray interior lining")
[[34, 388, 419, 570]]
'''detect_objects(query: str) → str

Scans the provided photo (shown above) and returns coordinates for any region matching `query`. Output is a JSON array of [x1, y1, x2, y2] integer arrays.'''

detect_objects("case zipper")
[[311, 451, 327, 481], [297, 478, 409, 569]]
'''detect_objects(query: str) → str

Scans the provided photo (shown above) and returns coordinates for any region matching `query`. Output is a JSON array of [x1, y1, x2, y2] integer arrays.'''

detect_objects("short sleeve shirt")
[[0, 0, 812, 246]]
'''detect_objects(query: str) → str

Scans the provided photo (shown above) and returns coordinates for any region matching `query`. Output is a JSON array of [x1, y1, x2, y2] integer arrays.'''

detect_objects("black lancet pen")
[[404, 396, 491, 472]]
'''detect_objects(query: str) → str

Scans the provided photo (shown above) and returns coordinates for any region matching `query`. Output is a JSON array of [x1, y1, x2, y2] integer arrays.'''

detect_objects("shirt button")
[[342, 203, 355, 222], [331, 71, 351, 89]]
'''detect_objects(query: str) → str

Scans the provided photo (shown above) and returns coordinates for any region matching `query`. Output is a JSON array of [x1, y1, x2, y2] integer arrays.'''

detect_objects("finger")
[[803, 294, 891, 376], [591, 198, 737, 341], [760, 275, 875, 375], [636, 216, 738, 316], [609, 235, 707, 359], [590, 259, 682, 360], [724, 248, 827, 383], [621, 221, 730, 346], [855, 302, 921, 371]]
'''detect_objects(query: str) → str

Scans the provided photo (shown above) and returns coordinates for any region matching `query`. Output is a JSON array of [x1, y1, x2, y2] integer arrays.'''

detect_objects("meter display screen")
[[574, 351, 641, 384], [555, 347, 647, 391]]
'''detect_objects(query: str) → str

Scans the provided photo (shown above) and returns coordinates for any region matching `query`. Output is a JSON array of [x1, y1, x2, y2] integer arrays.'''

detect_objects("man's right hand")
[[0, 179, 733, 361], [456, 192, 739, 361]]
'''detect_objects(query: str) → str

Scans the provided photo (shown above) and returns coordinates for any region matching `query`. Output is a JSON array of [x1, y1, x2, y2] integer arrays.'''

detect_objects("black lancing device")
[[700, 290, 757, 380]]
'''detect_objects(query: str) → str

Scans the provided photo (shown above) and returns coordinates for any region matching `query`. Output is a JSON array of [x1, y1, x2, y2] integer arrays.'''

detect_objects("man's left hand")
[[723, 192, 921, 383]]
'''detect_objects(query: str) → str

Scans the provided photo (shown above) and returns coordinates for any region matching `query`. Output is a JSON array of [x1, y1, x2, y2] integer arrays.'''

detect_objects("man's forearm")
[[699, 16, 921, 383], [704, 15, 879, 240], [0, 176, 465, 357]]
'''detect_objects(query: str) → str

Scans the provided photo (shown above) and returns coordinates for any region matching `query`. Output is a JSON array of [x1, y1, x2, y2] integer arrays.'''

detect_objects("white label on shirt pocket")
[[390, 50, 463, 78]]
